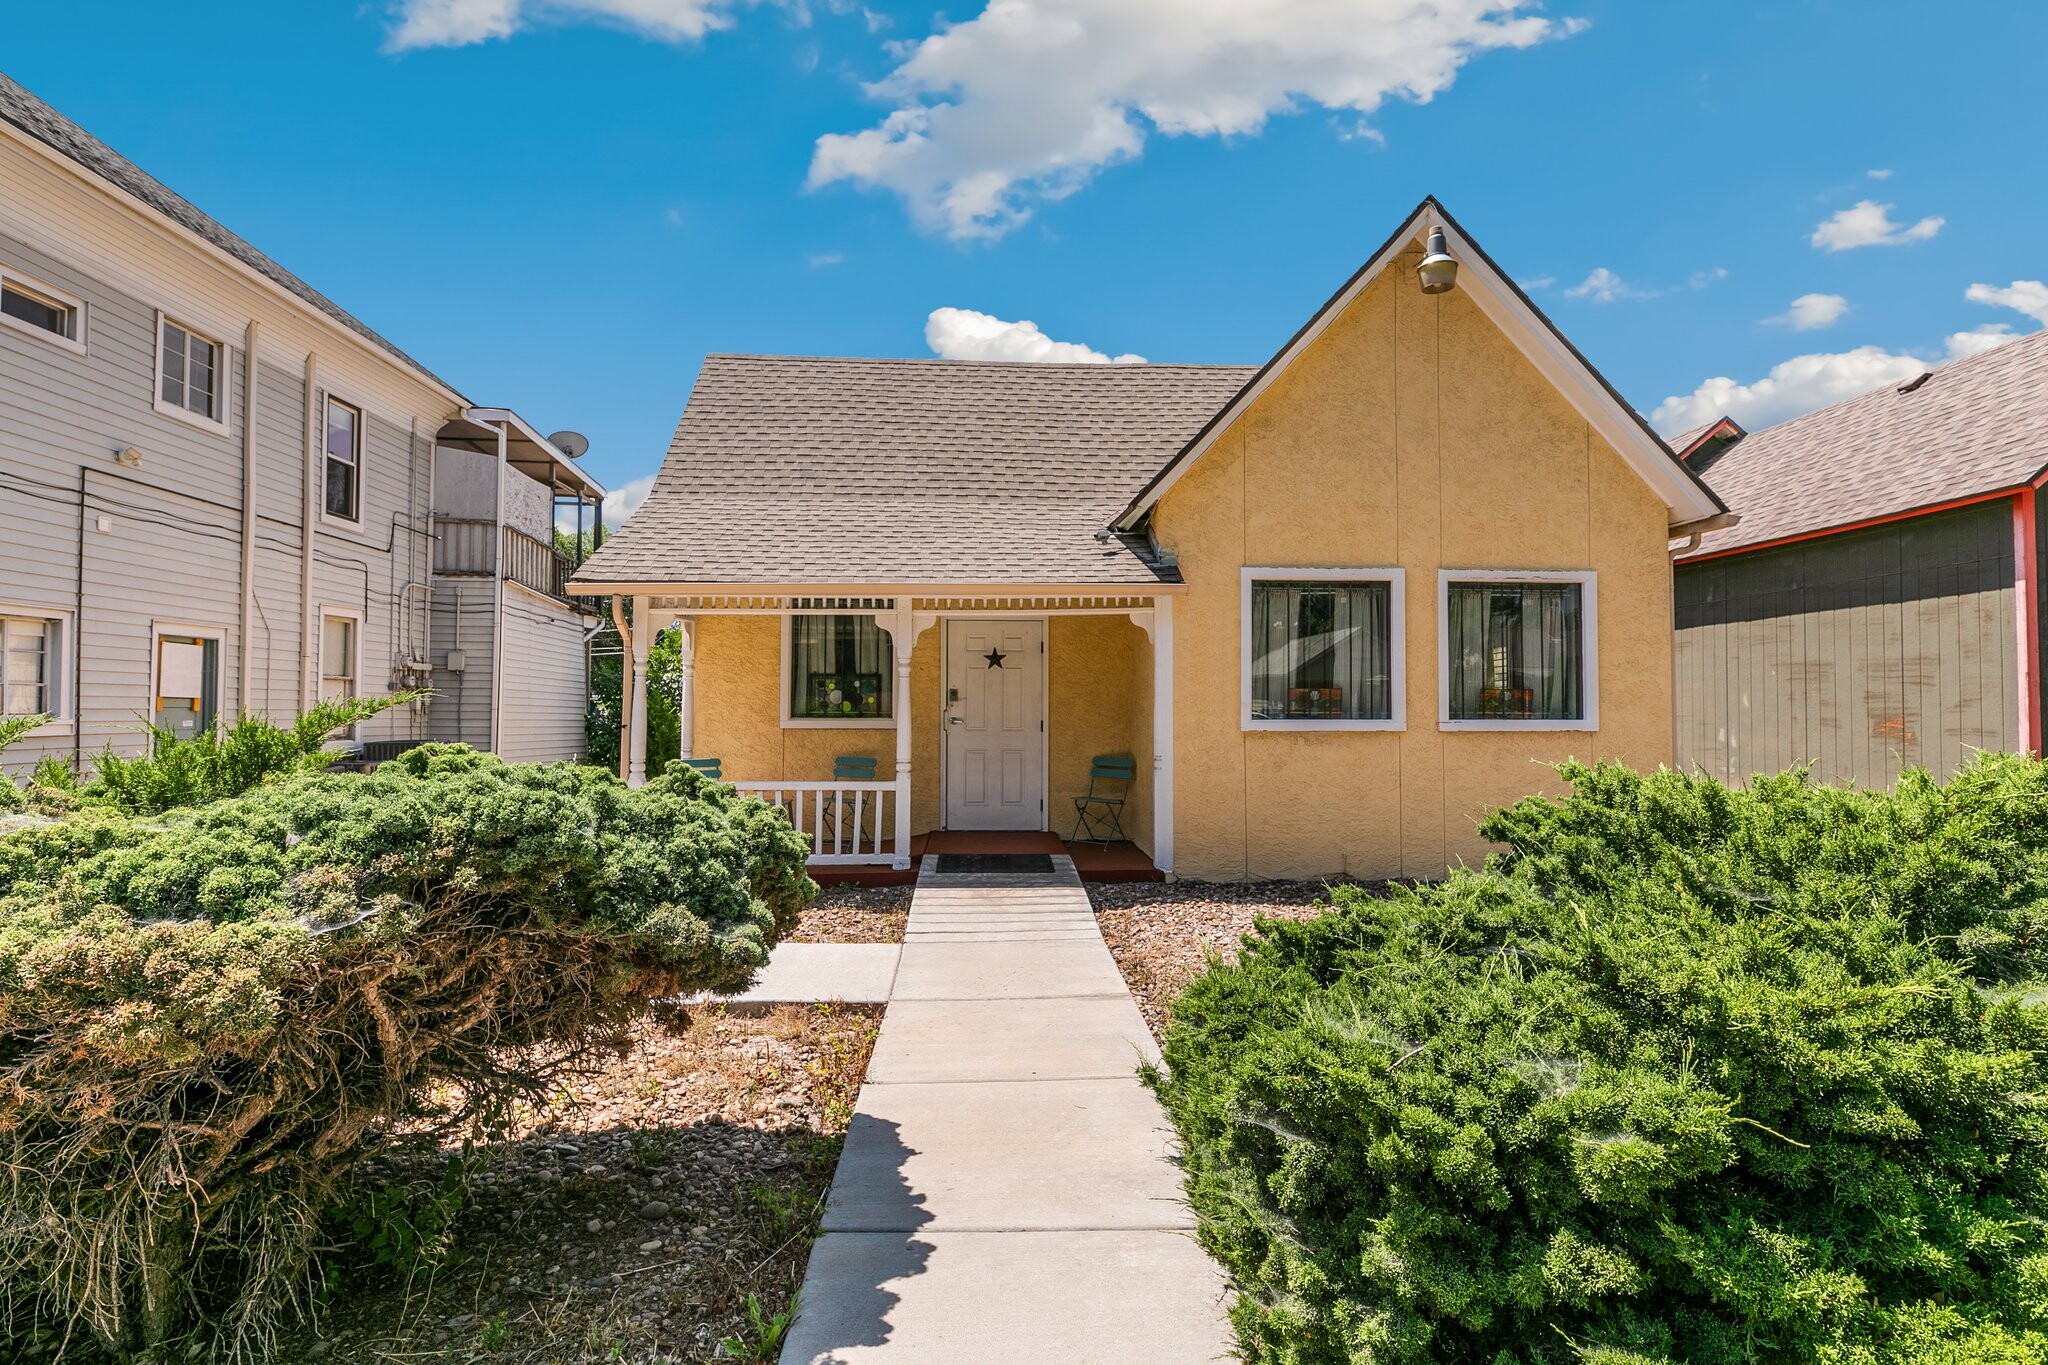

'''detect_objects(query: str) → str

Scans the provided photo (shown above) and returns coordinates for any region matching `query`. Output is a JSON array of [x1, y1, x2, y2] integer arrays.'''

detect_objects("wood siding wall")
[[1675, 499, 2020, 787], [0, 133, 588, 778], [496, 588, 590, 762]]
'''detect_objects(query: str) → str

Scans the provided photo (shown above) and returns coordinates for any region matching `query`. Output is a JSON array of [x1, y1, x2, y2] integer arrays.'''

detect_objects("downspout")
[[238, 321, 261, 718], [489, 421, 507, 753], [299, 352, 319, 711], [610, 593, 634, 782], [1668, 529, 1703, 770]]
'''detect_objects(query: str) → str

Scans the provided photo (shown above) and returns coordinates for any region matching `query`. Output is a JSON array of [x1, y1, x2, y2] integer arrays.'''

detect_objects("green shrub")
[[1153, 755, 2048, 1364], [84, 693, 413, 814], [0, 745, 812, 1361]]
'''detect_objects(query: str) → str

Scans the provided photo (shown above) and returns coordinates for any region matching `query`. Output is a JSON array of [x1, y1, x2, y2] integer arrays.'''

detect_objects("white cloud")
[[386, 0, 744, 50], [563, 473, 657, 530], [1966, 280, 2048, 327], [1564, 267, 1644, 303], [1810, 199, 1944, 251], [1766, 293, 1849, 331], [808, 250, 847, 268], [1652, 347, 1932, 434], [1688, 266, 1730, 290], [1867, 167, 1893, 180], [1651, 326, 2026, 435], [1944, 324, 2018, 360], [808, 0, 1586, 240], [925, 307, 1144, 364]]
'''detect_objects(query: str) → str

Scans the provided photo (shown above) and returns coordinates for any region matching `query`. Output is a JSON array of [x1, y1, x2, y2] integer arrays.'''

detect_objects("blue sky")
[[8, 1, 2044, 518]]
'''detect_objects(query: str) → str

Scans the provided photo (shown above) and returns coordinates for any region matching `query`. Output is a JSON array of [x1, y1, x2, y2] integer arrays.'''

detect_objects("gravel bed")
[[788, 883, 911, 944], [278, 1003, 880, 1364], [1090, 880, 1385, 1040]]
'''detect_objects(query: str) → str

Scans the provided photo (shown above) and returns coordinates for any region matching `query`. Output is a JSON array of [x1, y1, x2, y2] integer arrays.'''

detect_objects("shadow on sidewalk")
[[784, 1114, 934, 1364]]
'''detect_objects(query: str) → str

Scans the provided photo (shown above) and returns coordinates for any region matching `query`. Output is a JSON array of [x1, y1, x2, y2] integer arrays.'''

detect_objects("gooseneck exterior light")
[[1417, 225, 1458, 294]]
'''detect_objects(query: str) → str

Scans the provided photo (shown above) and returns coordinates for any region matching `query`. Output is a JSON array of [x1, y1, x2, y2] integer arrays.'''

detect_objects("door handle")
[[947, 716, 964, 726]]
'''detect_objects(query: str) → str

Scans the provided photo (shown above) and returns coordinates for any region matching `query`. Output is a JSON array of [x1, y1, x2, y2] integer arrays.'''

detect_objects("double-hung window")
[[325, 398, 361, 521], [785, 615, 894, 724], [1241, 569, 1405, 730], [1439, 571, 1597, 729], [158, 316, 223, 422], [1, 614, 63, 719], [0, 268, 84, 349]]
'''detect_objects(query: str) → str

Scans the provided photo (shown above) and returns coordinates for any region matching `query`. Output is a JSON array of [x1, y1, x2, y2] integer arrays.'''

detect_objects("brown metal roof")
[[1680, 328, 2048, 560], [569, 354, 1256, 590]]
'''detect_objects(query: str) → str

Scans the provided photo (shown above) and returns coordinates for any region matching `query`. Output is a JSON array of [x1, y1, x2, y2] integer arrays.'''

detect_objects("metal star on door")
[[983, 647, 1007, 669]]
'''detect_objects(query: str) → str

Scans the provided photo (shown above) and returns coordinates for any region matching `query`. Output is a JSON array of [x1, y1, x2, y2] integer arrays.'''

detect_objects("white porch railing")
[[734, 779, 905, 867]]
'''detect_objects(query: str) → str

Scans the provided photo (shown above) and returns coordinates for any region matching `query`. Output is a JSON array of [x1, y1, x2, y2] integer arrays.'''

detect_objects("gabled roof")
[[1669, 416, 1746, 461], [1678, 327, 2048, 562], [1113, 197, 1731, 535], [0, 71, 462, 400], [568, 355, 1255, 591]]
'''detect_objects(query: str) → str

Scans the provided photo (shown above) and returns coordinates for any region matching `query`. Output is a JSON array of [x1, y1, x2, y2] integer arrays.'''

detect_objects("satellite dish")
[[547, 430, 591, 460]]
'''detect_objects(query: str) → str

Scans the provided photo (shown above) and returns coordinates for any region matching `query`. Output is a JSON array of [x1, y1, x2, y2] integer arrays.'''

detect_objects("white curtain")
[[1446, 582, 1582, 720], [1250, 581, 1393, 720]]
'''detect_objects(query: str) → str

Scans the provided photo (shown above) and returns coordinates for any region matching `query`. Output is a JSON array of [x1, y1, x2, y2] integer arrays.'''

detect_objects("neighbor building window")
[[321, 614, 359, 736], [0, 271, 82, 346], [1, 615, 60, 718], [153, 630, 220, 744], [1441, 573, 1596, 728], [158, 317, 222, 421], [325, 398, 361, 521], [1243, 570, 1404, 729], [787, 615, 893, 722]]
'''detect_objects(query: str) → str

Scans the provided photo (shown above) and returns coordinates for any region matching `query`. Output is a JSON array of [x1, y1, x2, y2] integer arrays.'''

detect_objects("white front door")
[[943, 618, 1046, 830]]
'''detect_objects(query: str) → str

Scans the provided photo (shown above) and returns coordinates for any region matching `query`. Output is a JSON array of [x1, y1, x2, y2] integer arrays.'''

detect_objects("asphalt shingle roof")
[[1681, 328, 2048, 559], [570, 354, 1258, 589], [0, 71, 459, 398]]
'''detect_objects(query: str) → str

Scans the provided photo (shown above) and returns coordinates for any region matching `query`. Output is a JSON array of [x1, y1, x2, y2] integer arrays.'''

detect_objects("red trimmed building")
[[1673, 329, 2046, 786]]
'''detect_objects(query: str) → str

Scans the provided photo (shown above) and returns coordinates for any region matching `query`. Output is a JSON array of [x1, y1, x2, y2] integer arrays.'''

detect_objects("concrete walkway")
[[779, 856, 1233, 1363]]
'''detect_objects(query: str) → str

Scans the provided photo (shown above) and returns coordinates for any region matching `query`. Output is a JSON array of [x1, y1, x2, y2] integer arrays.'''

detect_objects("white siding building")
[[0, 73, 607, 775]]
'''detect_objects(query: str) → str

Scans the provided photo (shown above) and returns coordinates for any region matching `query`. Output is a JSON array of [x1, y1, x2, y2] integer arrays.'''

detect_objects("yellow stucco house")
[[569, 200, 1733, 882]]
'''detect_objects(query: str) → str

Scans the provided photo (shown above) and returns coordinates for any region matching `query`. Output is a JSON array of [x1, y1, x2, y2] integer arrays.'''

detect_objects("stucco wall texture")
[[1151, 250, 1676, 881], [677, 245, 1674, 881], [685, 613, 1148, 843]]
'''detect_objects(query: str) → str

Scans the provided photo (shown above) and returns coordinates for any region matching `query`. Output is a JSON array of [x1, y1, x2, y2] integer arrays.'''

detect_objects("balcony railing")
[[434, 518, 576, 603]]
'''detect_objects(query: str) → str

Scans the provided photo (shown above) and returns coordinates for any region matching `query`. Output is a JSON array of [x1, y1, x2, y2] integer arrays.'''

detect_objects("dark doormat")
[[933, 853, 1055, 875]]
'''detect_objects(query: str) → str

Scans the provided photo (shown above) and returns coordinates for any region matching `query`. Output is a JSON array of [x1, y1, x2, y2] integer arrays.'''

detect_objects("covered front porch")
[[613, 592, 1177, 880]]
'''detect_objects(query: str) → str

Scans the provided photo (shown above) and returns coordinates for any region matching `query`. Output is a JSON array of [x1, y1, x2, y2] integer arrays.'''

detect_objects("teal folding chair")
[[678, 756, 723, 781], [1069, 754, 1136, 847], [820, 754, 879, 847]]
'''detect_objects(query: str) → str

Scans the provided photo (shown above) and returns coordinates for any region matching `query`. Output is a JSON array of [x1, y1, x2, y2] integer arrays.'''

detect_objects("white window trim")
[[0, 604, 75, 726], [149, 621, 226, 738], [318, 606, 367, 743], [1437, 569, 1599, 732], [779, 612, 897, 729], [151, 309, 230, 432], [0, 265, 86, 353], [1241, 567, 1407, 732], [319, 393, 365, 529]]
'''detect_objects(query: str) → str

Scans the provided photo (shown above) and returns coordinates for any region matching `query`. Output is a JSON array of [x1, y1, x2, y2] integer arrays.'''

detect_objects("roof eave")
[[564, 578, 1189, 599], [0, 112, 470, 409], [1113, 196, 1730, 534]]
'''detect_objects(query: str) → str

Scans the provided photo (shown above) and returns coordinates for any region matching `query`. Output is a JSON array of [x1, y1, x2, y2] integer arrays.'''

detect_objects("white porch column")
[[1151, 597, 1175, 876], [675, 617, 696, 764], [885, 606, 918, 871], [626, 594, 652, 787]]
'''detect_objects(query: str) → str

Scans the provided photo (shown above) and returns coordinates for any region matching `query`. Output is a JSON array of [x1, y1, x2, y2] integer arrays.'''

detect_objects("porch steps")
[[778, 855, 1233, 1363]]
